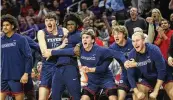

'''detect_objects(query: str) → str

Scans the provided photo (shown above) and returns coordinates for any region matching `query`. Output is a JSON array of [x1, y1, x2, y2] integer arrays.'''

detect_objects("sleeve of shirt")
[[109, 43, 114, 50], [152, 45, 166, 81], [110, 49, 127, 64], [127, 68, 138, 88], [51, 48, 75, 56], [127, 50, 138, 88], [95, 58, 112, 73], [25, 36, 40, 51], [143, 19, 148, 33], [154, 34, 162, 46], [19, 36, 33, 74]]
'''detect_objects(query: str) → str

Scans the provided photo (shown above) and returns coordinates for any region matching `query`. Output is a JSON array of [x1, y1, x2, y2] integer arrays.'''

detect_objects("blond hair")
[[152, 8, 163, 23], [132, 31, 146, 40]]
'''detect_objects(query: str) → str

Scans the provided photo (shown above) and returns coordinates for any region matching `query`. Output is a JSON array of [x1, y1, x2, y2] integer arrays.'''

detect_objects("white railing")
[[66, 0, 84, 14]]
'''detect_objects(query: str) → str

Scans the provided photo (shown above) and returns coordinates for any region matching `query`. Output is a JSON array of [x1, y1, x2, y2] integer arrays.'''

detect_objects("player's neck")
[[51, 28, 58, 35], [139, 45, 146, 54], [85, 44, 93, 52], [118, 39, 127, 46], [6, 31, 14, 38]]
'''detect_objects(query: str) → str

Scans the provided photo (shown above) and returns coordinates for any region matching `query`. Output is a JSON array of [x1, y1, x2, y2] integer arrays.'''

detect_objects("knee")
[[168, 89, 173, 98], [137, 84, 150, 93], [108, 95, 117, 100], [81, 95, 90, 100]]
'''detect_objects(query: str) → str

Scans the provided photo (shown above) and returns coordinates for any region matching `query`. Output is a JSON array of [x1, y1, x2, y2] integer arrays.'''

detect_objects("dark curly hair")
[[63, 12, 83, 28], [1, 14, 19, 31]]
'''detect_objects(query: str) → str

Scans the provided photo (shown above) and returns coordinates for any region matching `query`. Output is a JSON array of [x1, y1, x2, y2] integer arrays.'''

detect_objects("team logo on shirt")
[[47, 38, 62, 42], [2, 42, 16, 48], [81, 56, 96, 61], [137, 59, 151, 67]]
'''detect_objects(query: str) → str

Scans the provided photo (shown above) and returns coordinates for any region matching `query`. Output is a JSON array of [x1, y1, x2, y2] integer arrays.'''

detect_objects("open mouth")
[[83, 42, 87, 45], [116, 38, 119, 41], [48, 24, 52, 28], [135, 46, 140, 49], [115, 38, 119, 42]]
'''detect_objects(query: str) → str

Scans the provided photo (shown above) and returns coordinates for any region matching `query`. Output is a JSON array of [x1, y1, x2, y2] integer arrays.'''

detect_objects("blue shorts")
[[40, 62, 56, 89], [83, 78, 117, 96], [1, 80, 24, 95], [1, 76, 34, 95]]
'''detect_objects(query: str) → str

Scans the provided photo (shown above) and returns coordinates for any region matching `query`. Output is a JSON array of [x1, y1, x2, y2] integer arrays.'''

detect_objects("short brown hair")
[[112, 25, 128, 39], [81, 27, 95, 39], [45, 12, 58, 21]]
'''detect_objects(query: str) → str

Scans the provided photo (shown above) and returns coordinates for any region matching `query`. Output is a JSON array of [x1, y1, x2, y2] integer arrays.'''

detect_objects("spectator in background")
[[1, 0, 12, 15], [26, 16, 40, 39], [98, 0, 106, 13], [58, 0, 70, 25], [20, 0, 32, 17], [26, 16, 39, 30], [28, 8, 37, 17], [31, 61, 42, 100], [169, 0, 173, 10], [102, 13, 117, 45], [105, 0, 126, 22], [77, 1, 94, 21], [19, 17, 29, 32], [146, 8, 163, 43], [94, 20, 110, 47], [19, 17, 36, 39], [37, 2, 48, 18], [51, 0, 61, 16], [125, 7, 147, 38], [11, 0, 21, 17], [82, 17, 105, 46], [89, 0, 102, 19], [154, 19, 173, 60]]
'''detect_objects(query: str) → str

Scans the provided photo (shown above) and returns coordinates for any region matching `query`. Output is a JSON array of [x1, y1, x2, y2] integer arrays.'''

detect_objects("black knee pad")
[[82, 89, 94, 100]]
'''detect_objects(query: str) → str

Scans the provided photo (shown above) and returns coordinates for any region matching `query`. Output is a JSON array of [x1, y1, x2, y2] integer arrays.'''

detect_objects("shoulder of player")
[[62, 27, 69, 36], [14, 34, 29, 43], [97, 45, 110, 53], [37, 30, 46, 38]]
